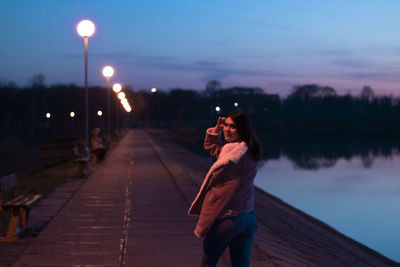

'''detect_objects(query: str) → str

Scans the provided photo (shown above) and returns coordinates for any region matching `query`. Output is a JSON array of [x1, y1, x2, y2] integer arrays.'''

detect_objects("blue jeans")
[[201, 210, 257, 267]]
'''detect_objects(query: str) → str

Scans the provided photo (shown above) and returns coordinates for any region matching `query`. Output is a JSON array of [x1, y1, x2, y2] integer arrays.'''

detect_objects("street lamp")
[[70, 111, 76, 130], [117, 92, 126, 100], [112, 83, 122, 131], [147, 88, 157, 126], [121, 98, 128, 105], [76, 19, 95, 161], [113, 83, 122, 93], [102, 66, 114, 78], [102, 66, 114, 139], [45, 112, 51, 130], [121, 98, 131, 112], [97, 110, 103, 116]]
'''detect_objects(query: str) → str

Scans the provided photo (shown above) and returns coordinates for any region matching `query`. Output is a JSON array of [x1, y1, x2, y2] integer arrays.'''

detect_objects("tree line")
[[1, 79, 400, 144], [133, 82, 400, 136], [2, 77, 400, 173]]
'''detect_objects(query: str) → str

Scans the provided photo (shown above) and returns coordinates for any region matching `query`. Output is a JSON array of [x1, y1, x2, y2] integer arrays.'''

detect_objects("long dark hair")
[[227, 110, 263, 162]]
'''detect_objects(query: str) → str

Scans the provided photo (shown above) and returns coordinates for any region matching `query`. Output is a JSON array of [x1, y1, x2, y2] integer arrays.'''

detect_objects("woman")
[[188, 109, 262, 267], [90, 128, 106, 163]]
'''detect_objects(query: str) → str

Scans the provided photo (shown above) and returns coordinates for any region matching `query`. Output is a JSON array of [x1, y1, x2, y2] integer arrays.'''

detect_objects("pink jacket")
[[188, 128, 258, 237]]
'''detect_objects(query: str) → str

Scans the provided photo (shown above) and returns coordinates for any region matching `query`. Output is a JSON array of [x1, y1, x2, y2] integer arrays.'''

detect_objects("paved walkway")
[[9, 129, 398, 266], [13, 130, 258, 266]]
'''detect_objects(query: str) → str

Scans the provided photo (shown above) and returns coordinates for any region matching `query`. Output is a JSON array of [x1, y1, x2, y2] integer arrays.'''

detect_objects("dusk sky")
[[2, 1, 400, 96]]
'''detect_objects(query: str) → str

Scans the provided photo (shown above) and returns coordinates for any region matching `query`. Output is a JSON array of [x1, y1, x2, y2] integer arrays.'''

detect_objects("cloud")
[[63, 52, 172, 62], [368, 45, 400, 54], [150, 60, 280, 76], [308, 48, 371, 69], [193, 61, 219, 67], [63, 50, 287, 85], [137, 57, 285, 83], [63, 52, 131, 59], [340, 71, 399, 81], [268, 80, 296, 89], [331, 58, 371, 69], [318, 49, 353, 56]]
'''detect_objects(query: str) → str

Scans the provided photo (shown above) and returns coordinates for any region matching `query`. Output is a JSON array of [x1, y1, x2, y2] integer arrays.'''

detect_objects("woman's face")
[[223, 117, 241, 143]]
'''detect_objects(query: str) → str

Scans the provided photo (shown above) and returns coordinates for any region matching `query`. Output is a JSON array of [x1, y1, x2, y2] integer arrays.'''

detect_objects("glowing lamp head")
[[118, 92, 126, 100], [151, 88, 157, 93], [234, 102, 239, 107], [45, 112, 51, 119], [102, 66, 114, 78], [77, 20, 95, 37], [215, 106, 221, 112], [122, 102, 132, 112], [70, 111, 75, 118], [113, 83, 122, 93], [97, 110, 103, 116]]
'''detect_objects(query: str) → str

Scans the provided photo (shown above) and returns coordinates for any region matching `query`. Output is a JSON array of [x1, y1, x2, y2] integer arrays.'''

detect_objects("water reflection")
[[261, 134, 400, 170], [256, 136, 400, 262]]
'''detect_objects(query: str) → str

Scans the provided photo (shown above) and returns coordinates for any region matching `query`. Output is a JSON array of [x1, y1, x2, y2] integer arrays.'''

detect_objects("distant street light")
[[215, 106, 221, 112], [69, 111, 76, 130], [97, 110, 103, 116], [121, 98, 131, 112], [118, 92, 126, 100], [147, 88, 157, 126], [45, 112, 51, 130], [112, 83, 122, 132], [102, 65, 114, 139], [102, 66, 114, 78], [234, 102, 239, 107], [76, 19, 95, 162], [113, 83, 122, 93], [124, 105, 132, 113]]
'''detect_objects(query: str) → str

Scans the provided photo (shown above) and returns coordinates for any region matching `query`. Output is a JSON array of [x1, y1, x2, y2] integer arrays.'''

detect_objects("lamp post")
[[45, 112, 51, 139], [70, 111, 76, 130], [147, 88, 157, 127], [77, 19, 95, 161], [117, 91, 126, 128], [113, 83, 122, 132], [45, 112, 51, 129], [102, 66, 114, 140]]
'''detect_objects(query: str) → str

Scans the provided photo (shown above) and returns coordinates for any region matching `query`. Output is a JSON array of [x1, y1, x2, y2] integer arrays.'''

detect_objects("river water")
[[255, 150, 400, 262]]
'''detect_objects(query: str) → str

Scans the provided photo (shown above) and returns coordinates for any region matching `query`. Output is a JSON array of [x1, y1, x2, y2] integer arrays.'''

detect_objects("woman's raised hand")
[[212, 117, 225, 134]]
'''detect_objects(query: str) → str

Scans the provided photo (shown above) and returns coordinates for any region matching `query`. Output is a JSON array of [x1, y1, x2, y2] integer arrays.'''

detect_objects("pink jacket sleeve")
[[204, 127, 223, 158]]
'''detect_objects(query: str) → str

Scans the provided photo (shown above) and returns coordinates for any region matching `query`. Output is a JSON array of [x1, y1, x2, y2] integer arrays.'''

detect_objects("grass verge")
[[0, 160, 80, 236]]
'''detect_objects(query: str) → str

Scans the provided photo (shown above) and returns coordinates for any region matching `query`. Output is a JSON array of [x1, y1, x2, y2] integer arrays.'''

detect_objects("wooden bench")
[[0, 173, 41, 242]]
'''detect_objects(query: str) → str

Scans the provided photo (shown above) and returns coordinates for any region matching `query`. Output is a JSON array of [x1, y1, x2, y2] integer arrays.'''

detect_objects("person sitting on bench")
[[90, 128, 106, 163]]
